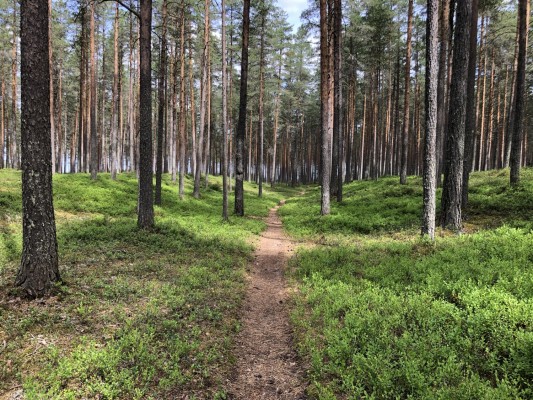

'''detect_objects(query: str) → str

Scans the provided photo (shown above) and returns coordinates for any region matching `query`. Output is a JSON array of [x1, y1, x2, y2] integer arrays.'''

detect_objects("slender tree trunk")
[[138, 0, 154, 228], [89, 0, 97, 179], [111, 2, 120, 180], [258, 9, 266, 197], [461, 0, 478, 208], [234, 0, 250, 216], [334, 0, 343, 201], [194, 0, 210, 198], [271, 49, 282, 187], [441, 0, 471, 231], [17, 0, 60, 298], [0, 81, 4, 169], [436, 0, 450, 186], [422, 0, 439, 239], [49, 0, 56, 174], [320, 0, 333, 215], [10, 0, 18, 168], [155, 0, 167, 204], [222, 0, 228, 220], [504, 23, 520, 168], [510, 0, 530, 185], [400, 0, 414, 185], [178, 4, 187, 199]]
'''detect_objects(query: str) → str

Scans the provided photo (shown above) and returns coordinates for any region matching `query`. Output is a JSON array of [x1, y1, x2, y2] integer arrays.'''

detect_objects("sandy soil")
[[226, 205, 307, 399]]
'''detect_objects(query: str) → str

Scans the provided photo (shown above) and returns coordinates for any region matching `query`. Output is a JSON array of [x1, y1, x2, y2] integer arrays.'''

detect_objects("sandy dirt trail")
[[227, 205, 307, 399]]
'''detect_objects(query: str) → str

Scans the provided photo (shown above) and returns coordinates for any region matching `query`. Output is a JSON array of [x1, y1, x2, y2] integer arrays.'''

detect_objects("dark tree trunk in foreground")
[[461, 0, 479, 208], [400, 0, 414, 185], [441, 0, 471, 231], [16, 0, 60, 298], [510, 0, 530, 186], [422, 0, 439, 239], [138, 0, 154, 228], [234, 0, 250, 216]]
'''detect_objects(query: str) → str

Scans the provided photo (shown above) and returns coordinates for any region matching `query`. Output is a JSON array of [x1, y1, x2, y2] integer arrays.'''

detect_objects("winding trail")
[[227, 205, 307, 399]]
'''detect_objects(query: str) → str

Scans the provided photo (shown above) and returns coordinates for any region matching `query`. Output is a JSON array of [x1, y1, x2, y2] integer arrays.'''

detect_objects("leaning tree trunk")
[[234, 0, 250, 216], [16, 0, 60, 298], [510, 0, 530, 186], [138, 0, 154, 228], [422, 0, 439, 240], [441, 0, 471, 231]]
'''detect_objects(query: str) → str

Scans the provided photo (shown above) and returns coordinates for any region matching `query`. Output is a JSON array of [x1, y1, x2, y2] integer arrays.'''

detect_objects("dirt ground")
[[226, 205, 307, 399]]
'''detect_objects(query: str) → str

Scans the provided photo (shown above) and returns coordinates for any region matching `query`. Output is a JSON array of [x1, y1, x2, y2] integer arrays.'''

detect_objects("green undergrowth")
[[283, 169, 533, 399], [0, 170, 297, 399]]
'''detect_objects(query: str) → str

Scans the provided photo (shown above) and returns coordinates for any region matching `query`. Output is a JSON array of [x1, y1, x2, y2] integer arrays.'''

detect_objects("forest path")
[[227, 205, 307, 399]]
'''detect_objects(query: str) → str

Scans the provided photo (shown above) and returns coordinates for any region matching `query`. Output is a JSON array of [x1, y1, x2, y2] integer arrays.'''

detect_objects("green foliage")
[[0, 170, 295, 398], [286, 169, 533, 399]]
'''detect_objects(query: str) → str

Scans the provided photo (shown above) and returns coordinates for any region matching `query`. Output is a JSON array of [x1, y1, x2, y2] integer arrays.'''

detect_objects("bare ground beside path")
[[227, 205, 307, 400]]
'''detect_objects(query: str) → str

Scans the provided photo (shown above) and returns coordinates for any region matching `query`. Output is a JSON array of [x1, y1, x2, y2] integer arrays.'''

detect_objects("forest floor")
[[227, 205, 307, 399]]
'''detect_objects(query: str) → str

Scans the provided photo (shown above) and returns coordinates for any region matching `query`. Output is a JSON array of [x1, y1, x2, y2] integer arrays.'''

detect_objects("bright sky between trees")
[[277, 0, 307, 31]]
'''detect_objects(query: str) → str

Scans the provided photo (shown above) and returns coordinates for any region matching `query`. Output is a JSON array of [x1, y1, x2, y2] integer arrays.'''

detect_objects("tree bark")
[[178, 2, 186, 200], [234, 0, 250, 216], [137, 0, 154, 228], [422, 0, 439, 239], [222, 0, 228, 220], [155, 0, 167, 204], [400, 0, 414, 185], [16, 0, 60, 298], [440, 0, 471, 231], [461, 0, 478, 208], [194, 0, 210, 199], [111, 2, 120, 180], [89, 0, 98, 180], [510, 0, 529, 185]]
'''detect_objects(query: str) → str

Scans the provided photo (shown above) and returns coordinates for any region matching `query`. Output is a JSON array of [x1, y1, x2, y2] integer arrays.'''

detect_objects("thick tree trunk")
[[422, 0, 439, 239], [234, 0, 250, 216], [138, 0, 154, 228], [441, 0, 471, 231], [436, 0, 450, 186], [17, 0, 60, 298], [510, 0, 529, 185]]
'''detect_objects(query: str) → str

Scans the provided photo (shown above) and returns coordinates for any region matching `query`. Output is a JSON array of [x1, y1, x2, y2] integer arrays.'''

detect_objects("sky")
[[276, 0, 308, 31]]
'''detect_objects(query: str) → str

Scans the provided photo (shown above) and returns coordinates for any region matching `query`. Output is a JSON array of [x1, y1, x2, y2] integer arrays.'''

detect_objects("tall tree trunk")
[[461, 0, 478, 208], [89, 0, 97, 179], [0, 81, 4, 169], [155, 0, 167, 204], [194, 0, 210, 198], [422, 0, 439, 239], [441, 0, 471, 231], [10, 0, 18, 168], [436, 0, 450, 186], [334, 0, 343, 201], [178, 2, 186, 199], [258, 8, 265, 197], [271, 49, 282, 187], [234, 0, 250, 216], [138, 0, 154, 228], [510, 0, 530, 185], [17, 0, 60, 298], [49, 0, 55, 174], [222, 0, 228, 220], [320, 0, 333, 215], [111, 2, 120, 180], [400, 0, 414, 185]]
